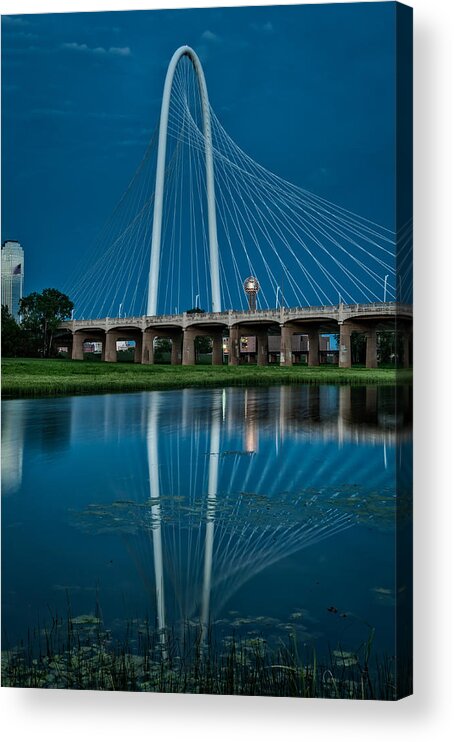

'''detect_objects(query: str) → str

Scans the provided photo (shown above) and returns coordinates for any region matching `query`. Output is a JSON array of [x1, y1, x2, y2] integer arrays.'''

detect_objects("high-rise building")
[[1, 240, 24, 321]]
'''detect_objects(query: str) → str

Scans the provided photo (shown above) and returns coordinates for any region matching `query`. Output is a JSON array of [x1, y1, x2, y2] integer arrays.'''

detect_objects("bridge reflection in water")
[[69, 384, 411, 640]]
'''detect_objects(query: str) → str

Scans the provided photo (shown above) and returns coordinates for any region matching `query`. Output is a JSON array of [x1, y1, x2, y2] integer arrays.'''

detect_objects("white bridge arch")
[[147, 45, 221, 316]]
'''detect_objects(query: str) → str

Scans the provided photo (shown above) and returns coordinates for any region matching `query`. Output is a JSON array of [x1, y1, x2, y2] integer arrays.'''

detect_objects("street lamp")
[[195, 294, 200, 309], [118, 303, 123, 318], [243, 276, 260, 311], [384, 275, 389, 303]]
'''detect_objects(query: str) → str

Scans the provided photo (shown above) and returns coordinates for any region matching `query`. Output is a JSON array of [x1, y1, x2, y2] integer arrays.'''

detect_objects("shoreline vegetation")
[[1, 613, 411, 700], [1, 358, 412, 399]]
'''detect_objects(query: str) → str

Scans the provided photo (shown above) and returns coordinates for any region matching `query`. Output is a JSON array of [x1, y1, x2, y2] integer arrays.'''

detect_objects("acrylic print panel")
[[1, 2, 413, 699]]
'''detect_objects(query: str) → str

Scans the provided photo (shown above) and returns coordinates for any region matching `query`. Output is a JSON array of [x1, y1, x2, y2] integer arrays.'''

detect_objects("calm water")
[[2, 385, 412, 659]]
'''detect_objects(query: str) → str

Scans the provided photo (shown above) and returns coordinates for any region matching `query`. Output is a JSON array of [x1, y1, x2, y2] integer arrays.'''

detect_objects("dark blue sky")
[[2, 2, 401, 298]]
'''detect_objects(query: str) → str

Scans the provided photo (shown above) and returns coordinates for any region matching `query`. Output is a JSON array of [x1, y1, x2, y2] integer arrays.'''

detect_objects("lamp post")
[[195, 294, 200, 310], [384, 275, 389, 303], [118, 303, 123, 318]]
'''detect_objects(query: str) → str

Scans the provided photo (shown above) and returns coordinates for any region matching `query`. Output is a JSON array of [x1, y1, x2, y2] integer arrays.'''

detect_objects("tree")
[[377, 331, 403, 365], [1, 305, 23, 357], [19, 288, 74, 358], [195, 335, 213, 356], [153, 337, 172, 362]]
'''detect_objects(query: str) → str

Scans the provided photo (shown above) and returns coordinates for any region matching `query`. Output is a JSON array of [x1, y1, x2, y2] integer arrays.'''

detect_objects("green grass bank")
[[2, 358, 412, 399]]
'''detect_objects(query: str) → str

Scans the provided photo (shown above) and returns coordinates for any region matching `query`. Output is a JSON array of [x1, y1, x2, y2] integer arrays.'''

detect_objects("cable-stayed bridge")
[[60, 46, 412, 367]]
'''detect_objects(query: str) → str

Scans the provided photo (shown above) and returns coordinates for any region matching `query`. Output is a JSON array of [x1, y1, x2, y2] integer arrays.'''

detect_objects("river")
[[2, 384, 412, 671]]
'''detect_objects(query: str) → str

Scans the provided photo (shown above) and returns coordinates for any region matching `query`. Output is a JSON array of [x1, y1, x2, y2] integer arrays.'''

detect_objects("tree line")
[[2, 288, 73, 358]]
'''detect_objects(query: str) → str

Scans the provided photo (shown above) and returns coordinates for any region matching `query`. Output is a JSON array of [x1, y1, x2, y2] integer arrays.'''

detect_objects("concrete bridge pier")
[[171, 333, 182, 365], [307, 329, 320, 367], [182, 328, 196, 365], [228, 326, 240, 366], [105, 331, 118, 362], [142, 330, 156, 364], [212, 333, 224, 365], [133, 334, 143, 363], [365, 328, 378, 369], [72, 332, 85, 361], [256, 331, 269, 366], [280, 325, 293, 366], [339, 322, 352, 368]]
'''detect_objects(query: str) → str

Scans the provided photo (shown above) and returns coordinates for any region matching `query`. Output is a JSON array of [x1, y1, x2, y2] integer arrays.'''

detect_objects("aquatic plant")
[[1, 612, 411, 699]]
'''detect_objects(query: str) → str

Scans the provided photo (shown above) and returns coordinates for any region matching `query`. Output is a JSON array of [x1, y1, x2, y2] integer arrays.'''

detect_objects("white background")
[[0, 0, 452, 739]]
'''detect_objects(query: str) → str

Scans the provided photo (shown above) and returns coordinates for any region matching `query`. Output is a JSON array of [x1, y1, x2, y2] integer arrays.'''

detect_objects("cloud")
[[201, 30, 221, 43], [251, 21, 275, 34], [3, 16, 29, 27], [30, 107, 71, 118], [61, 42, 131, 57], [6, 30, 39, 40]]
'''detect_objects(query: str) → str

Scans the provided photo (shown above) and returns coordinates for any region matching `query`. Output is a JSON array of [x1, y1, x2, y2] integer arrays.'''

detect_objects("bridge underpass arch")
[[182, 324, 228, 366], [71, 329, 106, 361], [339, 319, 412, 369], [280, 320, 339, 367], [228, 321, 281, 366], [103, 328, 144, 363], [142, 327, 183, 365]]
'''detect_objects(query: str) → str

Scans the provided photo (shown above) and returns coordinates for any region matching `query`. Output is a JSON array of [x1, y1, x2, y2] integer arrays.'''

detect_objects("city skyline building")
[[1, 240, 24, 321]]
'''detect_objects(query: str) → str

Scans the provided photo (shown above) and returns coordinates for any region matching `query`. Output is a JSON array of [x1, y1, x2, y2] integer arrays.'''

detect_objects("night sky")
[[2, 2, 402, 299]]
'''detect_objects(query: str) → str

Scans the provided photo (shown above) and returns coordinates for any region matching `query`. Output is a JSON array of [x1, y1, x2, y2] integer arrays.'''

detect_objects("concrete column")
[[229, 326, 240, 366], [401, 331, 410, 368], [131, 336, 141, 364], [256, 332, 269, 366], [212, 334, 223, 365], [365, 328, 378, 369], [280, 325, 293, 366], [105, 332, 118, 363], [307, 329, 320, 367], [142, 331, 155, 364], [339, 323, 352, 368], [71, 333, 84, 361], [182, 328, 196, 365], [171, 334, 182, 365]]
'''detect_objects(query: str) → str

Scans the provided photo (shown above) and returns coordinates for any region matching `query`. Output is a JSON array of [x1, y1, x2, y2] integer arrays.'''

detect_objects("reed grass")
[[2, 358, 412, 399], [1, 611, 412, 699]]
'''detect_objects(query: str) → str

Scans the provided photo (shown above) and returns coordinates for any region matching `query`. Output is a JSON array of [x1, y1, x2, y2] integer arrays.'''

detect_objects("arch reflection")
[[111, 384, 411, 639]]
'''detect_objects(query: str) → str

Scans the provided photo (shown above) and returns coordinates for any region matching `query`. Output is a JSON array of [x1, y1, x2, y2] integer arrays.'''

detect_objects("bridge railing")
[[59, 302, 412, 330]]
